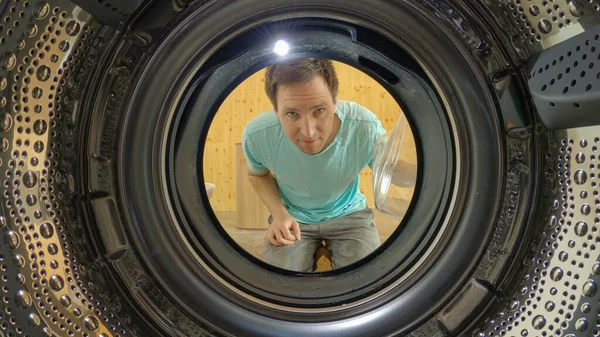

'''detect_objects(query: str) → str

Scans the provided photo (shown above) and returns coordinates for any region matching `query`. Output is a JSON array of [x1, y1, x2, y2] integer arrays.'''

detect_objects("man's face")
[[275, 75, 338, 155]]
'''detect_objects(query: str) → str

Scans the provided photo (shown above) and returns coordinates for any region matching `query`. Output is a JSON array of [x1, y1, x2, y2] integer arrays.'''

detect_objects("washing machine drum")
[[0, 1, 599, 336]]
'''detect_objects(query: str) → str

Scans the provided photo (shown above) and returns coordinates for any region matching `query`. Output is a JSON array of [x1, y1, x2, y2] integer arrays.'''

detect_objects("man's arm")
[[247, 170, 289, 219], [247, 169, 301, 245]]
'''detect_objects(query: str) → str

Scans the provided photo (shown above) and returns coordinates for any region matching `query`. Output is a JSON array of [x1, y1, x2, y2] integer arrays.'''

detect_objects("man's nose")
[[300, 117, 316, 139]]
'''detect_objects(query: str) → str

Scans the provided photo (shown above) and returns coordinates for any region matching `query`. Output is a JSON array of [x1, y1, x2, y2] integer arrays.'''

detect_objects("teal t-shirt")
[[241, 100, 386, 224]]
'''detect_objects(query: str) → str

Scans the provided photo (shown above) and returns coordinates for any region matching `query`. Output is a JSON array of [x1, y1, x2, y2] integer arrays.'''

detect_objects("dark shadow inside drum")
[[168, 18, 454, 302]]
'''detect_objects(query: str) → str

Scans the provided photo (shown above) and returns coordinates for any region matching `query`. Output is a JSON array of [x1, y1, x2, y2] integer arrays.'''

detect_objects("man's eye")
[[315, 108, 324, 114], [287, 111, 296, 117]]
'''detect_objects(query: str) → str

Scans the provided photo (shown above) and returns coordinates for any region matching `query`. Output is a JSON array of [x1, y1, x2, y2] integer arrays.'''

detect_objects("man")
[[241, 58, 387, 272]]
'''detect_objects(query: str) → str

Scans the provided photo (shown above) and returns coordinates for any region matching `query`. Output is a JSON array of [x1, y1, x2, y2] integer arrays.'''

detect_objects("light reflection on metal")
[[274, 39, 290, 56]]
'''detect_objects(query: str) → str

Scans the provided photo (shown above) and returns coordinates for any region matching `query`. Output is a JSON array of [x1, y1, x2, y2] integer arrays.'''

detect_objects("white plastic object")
[[205, 183, 215, 199]]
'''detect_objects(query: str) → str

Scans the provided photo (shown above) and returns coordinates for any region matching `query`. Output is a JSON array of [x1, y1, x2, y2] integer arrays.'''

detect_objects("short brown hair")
[[265, 58, 339, 110]]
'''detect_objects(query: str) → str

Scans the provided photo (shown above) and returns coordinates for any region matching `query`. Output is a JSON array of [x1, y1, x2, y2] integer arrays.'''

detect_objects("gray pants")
[[263, 208, 381, 272]]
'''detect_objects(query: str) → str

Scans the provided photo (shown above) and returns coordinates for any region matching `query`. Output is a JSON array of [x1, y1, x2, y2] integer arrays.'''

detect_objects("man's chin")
[[298, 144, 321, 154]]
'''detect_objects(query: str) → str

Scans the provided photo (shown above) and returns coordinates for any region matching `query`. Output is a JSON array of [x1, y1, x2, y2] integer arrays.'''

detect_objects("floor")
[[216, 209, 404, 271]]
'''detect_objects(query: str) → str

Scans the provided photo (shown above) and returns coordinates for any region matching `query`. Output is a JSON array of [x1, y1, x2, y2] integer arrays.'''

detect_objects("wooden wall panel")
[[203, 62, 416, 213]]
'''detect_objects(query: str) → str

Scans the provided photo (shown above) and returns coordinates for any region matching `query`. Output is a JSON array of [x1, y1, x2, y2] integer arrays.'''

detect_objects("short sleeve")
[[241, 126, 269, 175], [368, 117, 387, 169]]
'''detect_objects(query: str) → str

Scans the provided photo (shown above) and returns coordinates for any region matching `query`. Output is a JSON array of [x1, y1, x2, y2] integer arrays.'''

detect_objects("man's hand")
[[265, 214, 301, 246]]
